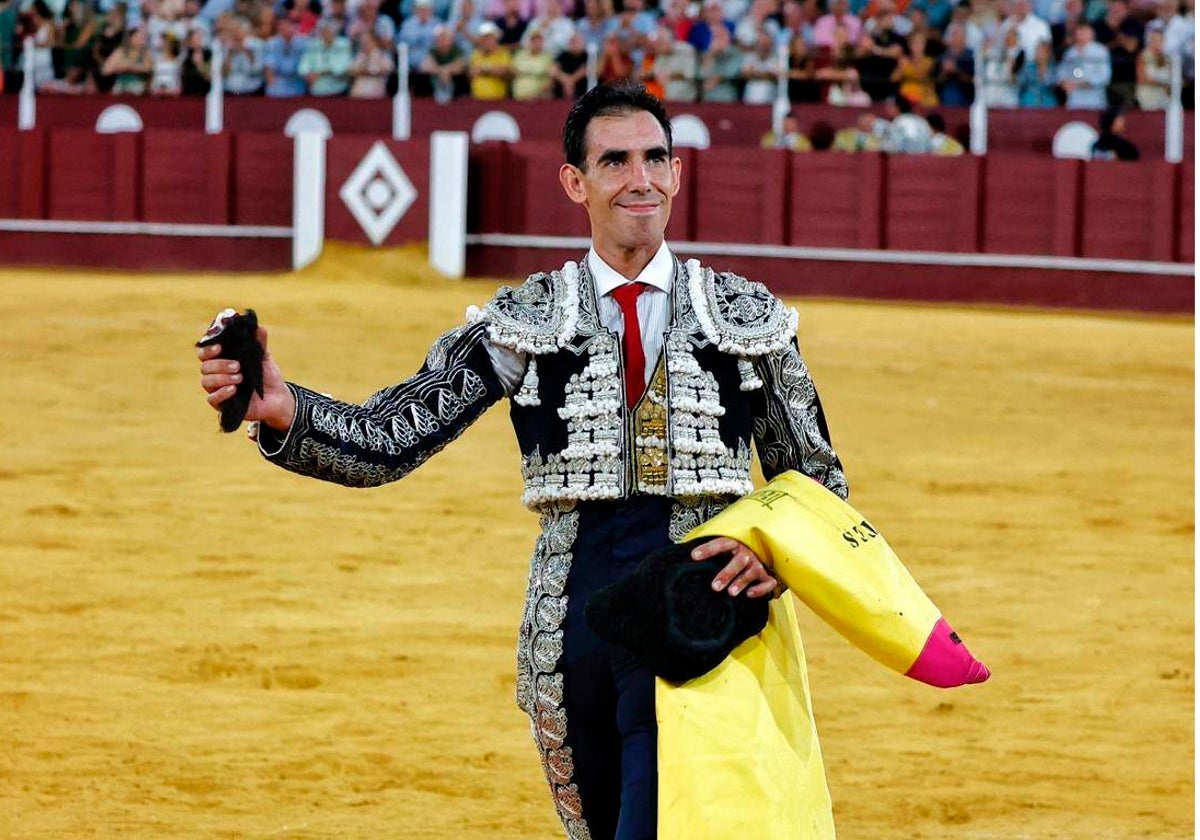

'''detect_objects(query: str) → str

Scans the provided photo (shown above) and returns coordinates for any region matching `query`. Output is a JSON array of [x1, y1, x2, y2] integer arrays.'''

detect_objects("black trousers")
[[560, 497, 674, 840]]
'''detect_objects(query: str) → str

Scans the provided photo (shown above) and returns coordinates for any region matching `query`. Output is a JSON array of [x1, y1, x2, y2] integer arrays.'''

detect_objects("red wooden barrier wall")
[[1080, 160, 1178, 262], [789, 152, 884, 250], [230, 133, 293, 226], [980, 156, 1074, 257], [1179, 161, 1195, 265], [690, 147, 788, 245], [46, 129, 139, 220], [0, 125, 1191, 312], [2, 127, 1190, 266], [885, 155, 983, 252], [463, 144, 1191, 266], [142, 131, 233, 225]]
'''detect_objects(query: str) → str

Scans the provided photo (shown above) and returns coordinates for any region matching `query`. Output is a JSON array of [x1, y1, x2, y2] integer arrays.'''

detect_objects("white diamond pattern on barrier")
[[339, 142, 417, 246]]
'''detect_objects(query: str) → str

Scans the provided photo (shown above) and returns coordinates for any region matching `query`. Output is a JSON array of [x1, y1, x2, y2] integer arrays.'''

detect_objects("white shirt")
[[1003, 12, 1052, 61], [487, 243, 676, 394]]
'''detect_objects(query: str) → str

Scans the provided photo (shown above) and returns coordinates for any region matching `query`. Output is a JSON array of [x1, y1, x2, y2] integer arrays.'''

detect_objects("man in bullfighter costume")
[[197, 81, 849, 838]]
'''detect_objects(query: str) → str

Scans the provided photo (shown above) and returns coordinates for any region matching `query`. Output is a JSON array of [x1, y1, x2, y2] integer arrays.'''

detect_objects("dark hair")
[[809, 120, 835, 151], [926, 112, 946, 133], [563, 81, 673, 170]]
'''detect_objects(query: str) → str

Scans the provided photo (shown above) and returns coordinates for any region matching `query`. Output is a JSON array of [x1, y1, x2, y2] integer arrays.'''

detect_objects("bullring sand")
[[0, 245, 1192, 838]]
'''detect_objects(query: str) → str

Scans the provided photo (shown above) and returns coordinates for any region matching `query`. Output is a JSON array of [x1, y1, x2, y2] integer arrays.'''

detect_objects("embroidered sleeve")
[[750, 339, 849, 499], [255, 321, 506, 488]]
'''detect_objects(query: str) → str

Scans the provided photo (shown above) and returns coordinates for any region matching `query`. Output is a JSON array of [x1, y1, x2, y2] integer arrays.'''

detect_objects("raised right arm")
[[255, 321, 506, 487], [199, 317, 508, 488]]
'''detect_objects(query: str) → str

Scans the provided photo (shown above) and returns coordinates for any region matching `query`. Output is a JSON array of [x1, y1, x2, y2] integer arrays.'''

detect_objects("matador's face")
[[559, 110, 682, 258]]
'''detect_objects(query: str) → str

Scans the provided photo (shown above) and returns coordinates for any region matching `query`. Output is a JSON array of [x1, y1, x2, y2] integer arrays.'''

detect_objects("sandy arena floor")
[[0, 246, 1192, 839]]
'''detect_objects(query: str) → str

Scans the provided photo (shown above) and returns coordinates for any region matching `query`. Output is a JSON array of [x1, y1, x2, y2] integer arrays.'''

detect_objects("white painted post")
[[969, 77, 988, 155], [773, 42, 789, 136], [1164, 53, 1183, 163], [206, 40, 224, 135], [19, 37, 35, 131], [393, 42, 411, 140], [586, 41, 598, 91], [429, 131, 469, 278], [292, 129, 329, 269]]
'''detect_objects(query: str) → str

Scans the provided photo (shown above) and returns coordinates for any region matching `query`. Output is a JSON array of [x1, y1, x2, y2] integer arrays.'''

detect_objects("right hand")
[[197, 323, 297, 432]]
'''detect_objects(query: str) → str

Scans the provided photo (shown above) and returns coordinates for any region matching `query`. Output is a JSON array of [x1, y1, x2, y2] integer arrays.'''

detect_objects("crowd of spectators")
[[0, 0, 1193, 109]]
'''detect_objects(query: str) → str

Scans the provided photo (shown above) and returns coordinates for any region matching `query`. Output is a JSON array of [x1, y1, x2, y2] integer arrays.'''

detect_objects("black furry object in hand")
[[584, 538, 770, 684], [196, 308, 264, 433]]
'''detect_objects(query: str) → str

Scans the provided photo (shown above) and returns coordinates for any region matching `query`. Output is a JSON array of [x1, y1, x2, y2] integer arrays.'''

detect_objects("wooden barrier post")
[[291, 126, 330, 269], [969, 78, 987, 155], [206, 40, 224, 135], [19, 37, 35, 131], [429, 131, 469, 277], [586, 42, 598, 91], [1165, 54, 1183, 163], [393, 43, 411, 141]]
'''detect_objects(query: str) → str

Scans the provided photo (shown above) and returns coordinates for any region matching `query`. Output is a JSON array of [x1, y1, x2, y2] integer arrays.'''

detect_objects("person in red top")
[[659, 0, 693, 44]]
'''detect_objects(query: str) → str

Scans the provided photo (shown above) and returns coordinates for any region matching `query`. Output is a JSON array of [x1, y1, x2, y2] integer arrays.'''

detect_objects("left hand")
[[690, 537, 777, 599]]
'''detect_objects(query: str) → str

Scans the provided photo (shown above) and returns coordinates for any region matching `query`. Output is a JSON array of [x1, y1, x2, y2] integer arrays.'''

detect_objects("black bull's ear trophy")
[[196, 308, 265, 433]]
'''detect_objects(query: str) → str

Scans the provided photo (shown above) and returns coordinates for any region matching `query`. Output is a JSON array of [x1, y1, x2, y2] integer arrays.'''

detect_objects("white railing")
[[970, 72, 988, 155], [1164, 53, 1184, 163], [772, 42, 788, 137], [586, 41, 598, 91], [393, 42, 411, 140], [19, 36, 35, 131], [205, 40, 224, 134]]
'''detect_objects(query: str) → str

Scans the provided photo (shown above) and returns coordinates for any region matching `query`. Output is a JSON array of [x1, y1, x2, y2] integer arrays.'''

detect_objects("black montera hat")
[[584, 539, 770, 683]]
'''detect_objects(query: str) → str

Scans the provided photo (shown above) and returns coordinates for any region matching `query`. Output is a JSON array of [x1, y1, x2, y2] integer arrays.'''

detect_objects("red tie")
[[610, 282, 647, 410]]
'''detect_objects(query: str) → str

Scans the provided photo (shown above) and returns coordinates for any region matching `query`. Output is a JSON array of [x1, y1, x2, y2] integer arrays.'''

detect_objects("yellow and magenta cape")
[[656, 471, 989, 838]]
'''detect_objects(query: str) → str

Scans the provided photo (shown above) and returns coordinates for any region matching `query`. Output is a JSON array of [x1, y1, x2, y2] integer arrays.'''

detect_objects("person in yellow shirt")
[[511, 26, 554, 99], [469, 21, 513, 99], [760, 112, 815, 151]]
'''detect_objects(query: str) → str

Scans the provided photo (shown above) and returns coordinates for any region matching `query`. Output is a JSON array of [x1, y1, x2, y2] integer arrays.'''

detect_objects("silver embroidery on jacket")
[[669, 496, 735, 542], [515, 504, 591, 840], [484, 263, 581, 354], [752, 347, 849, 499]]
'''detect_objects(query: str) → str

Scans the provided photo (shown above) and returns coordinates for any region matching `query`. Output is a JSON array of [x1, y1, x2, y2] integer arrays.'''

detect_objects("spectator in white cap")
[[469, 19, 512, 97]]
